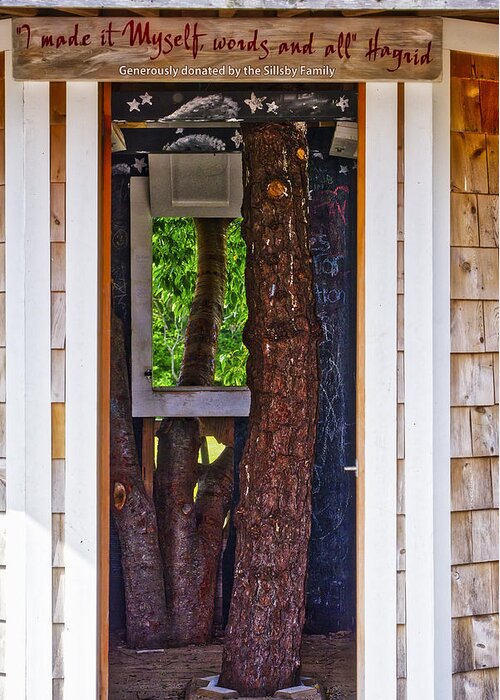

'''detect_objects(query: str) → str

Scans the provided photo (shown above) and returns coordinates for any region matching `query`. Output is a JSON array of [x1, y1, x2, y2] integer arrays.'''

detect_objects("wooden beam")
[[0, 0, 497, 8]]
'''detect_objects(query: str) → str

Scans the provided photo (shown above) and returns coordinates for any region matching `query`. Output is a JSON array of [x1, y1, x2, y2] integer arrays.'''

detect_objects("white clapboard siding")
[[362, 82, 398, 700], [65, 82, 99, 700]]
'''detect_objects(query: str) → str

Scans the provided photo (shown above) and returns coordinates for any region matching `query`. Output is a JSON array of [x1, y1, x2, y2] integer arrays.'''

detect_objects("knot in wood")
[[296, 147, 307, 161], [267, 179, 288, 199], [113, 482, 127, 511], [182, 503, 193, 515]]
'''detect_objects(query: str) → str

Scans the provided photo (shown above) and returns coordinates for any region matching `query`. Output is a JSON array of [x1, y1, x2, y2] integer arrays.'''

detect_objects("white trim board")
[[361, 82, 398, 700], [65, 82, 99, 700]]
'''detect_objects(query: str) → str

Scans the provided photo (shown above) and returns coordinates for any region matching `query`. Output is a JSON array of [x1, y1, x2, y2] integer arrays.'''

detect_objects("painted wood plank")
[[0, 348, 5, 403], [397, 460, 405, 515], [451, 132, 488, 194], [363, 82, 398, 700], [451, 301, 485, 353], [480, 81, 499, 136], [51, 292, 66, 349], [470, 404, 498, 457], [477, 194, 498, 248], [0, 460, 5, 512], [51, 349, 65, 403], [51, 459, 65, 514], [453, 669, 499, 700], [4, 52, 27, 698], [471, 509, 499, 562], [52, 568, 64, 624], [450, 353, 495, 406], [432, 50, 454, 700], [52, 623, 64, 679], [50, 242, 65, 292], [50, 183, 65, 242], [65, 81, 99, 700], [444, 20, 499, 58], [51, 403, 65, 460], [491, 458, 499, 508], [452, 615, 499, 673], [23, 79, 53, 699], [451, 563, 498, 617], [451, 457, 494, 511], [451, 78, 481, 133], [50, 125, 65, 183], [0, 567, 5, 621], [486, 135, 498, 195], [451, 247, 498, 300], [52, 514, 64, 569], [451, 511, 473, 565], [483, 308, 499, 359], [451, 193, 479, 247]]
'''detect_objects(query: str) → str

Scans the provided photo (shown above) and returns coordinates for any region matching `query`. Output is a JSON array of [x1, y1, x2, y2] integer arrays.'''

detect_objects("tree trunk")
[[219, 123, 320, 695], [110, 311, 168, 649], [154, 218, 234, 646]]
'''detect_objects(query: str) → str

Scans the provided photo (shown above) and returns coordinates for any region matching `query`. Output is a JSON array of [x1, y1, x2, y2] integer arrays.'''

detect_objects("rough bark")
[[219, 123, 320, 695], [110, 310, 168, 649], [155, 217, 234, 646]]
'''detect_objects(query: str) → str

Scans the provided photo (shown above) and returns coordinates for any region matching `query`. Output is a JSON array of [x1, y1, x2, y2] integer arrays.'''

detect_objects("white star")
[[244, 92, 267, 114], [175, 128, 184, 134], [127, 98, 141, 113], [133, 157, 147, 174], [266, 100, 279, 114], [335, 95, 350, 113], [339, 164, 349, 175], [312, 150, 324, 159], [140, 92, 153, 105], [231, 130, 243, 149]]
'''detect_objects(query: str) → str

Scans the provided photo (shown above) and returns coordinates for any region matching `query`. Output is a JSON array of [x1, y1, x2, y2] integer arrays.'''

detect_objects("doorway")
[[107, 82, 358, 699]]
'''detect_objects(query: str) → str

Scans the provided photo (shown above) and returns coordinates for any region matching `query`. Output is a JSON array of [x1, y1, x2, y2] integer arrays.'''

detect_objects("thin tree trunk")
[[110, 311, 168, 649], [155, 218, 234, 646], [219, 123, 320, 695]]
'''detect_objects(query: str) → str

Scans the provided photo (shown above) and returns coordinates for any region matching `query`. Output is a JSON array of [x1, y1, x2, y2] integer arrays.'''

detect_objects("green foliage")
[[152, 217, 248, 387]]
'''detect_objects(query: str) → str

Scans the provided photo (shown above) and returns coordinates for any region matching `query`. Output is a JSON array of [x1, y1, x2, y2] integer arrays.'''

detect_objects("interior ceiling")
[[0, 7, 497, 22]]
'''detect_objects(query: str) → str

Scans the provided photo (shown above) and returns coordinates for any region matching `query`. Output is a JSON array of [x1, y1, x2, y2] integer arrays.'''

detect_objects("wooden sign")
[[12, 17, 442, 82]]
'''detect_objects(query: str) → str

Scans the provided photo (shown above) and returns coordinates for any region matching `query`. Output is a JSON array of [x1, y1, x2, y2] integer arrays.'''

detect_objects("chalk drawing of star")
[[133, 157, 147, 174], [176, 128, 184, 134], [312, 150, 324, 159], [140, 92, 153, 105], [231, 130, 243, 149], [339, 164, 349, 175], [127, 98, 141, 113], [244, 92, 267, 114], [335, 95, 350, 112], [266, 101, 279, 114]]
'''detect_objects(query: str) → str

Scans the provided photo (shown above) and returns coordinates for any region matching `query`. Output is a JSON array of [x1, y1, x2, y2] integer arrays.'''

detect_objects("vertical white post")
[[5, 55, 52, 700], [404, 82, 437, 699], [24, 81, 53, 699], [4, 50, 27, 700], [432, 50, 453, 700], [65, 82, 99, 700], [363, 83, 398, 700]]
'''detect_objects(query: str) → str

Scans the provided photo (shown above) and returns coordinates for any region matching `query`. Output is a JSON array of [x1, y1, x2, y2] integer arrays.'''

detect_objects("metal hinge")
[[344, 459, 358, 478]]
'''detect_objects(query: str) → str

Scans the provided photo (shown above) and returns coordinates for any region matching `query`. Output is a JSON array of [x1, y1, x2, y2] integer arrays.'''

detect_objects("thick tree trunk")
[[155, 218, 234, 646], [110, 311, 168, 649], [219, 123, 320, 695]]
